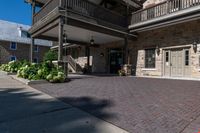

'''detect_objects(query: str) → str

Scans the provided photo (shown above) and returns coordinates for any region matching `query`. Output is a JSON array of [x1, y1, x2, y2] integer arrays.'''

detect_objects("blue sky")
[[0, 0, 32, 25]]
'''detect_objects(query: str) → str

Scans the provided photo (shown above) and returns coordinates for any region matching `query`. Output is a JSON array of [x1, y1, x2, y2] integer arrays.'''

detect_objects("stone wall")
[[128, 20, 200, 78], [90, 47, 107, 73], [72, 40, 125, 73], [0, 40, 50, 64]]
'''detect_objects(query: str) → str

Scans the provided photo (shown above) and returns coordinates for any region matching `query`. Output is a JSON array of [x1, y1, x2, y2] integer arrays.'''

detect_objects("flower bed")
[[0, 61, 66, 83]]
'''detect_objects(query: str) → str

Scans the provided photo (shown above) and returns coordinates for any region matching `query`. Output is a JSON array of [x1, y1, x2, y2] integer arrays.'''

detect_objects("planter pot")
[[123, 64, 132, 76]]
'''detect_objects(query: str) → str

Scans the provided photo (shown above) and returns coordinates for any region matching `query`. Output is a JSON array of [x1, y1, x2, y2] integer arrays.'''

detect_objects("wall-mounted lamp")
[[90, 36, 94, 45], [156, 44, 160, 55], [193, 41, 198, 53], [100, 53, 104, 57]]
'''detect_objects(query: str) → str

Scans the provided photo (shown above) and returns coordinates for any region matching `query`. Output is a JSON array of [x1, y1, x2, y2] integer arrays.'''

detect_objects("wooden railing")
[[33, 0, 59, 24], [66, 55, 77, 72], [62, 0, 127, 27], [131, 0, 200, 24], [33, 0, 127, 27]]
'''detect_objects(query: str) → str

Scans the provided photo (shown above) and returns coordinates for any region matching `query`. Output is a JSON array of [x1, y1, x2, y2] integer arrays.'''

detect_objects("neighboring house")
[[26, 0, 200, 78], [0, 20, 52, 64]]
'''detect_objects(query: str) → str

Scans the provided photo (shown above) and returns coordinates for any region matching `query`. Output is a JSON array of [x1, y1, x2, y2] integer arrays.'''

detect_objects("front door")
[[171, 49, 183, 77], [164, 48, 191, 77], [109, 49, 123, 74]]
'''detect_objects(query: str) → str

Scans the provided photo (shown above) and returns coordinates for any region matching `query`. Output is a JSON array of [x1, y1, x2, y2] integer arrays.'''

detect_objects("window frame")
[[165, 51, 169, 63], [10, 56, 16, 61], [145, 48, 156, 68], [33, 57, 39, 63], [184, 49, 190, 66], [21, 30, 31, 38], [34, 45, 39, 52], [10, 42, 17, 50]]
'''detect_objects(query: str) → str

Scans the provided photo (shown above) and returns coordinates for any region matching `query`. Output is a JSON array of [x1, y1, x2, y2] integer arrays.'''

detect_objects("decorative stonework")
[[128, 20, 200, 78]]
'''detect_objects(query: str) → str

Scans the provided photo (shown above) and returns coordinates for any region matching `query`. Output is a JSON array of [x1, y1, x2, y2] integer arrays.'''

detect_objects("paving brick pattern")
[[31, 77, 200, 133]]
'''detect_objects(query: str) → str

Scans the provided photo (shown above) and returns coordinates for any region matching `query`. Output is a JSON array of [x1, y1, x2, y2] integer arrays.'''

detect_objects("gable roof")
[[0, 20, 52, 47]]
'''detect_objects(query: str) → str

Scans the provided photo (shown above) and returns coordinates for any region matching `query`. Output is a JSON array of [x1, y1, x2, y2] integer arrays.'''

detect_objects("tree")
[[43, 50, 58, 62]]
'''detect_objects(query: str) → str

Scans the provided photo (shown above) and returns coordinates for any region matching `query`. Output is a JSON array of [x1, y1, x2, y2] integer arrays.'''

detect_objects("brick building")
[[26, 0, 200, 78], [0, 20, 52, 64]]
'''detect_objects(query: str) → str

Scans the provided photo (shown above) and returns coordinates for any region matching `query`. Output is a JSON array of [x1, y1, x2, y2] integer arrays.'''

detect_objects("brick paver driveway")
[[31, 76, 200, 133]]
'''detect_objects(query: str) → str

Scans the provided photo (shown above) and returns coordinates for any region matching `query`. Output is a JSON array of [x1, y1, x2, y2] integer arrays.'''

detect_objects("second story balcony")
[[27, 0, 138, 54], [32, 0, 128, 32], [129, 0, 200, 32]]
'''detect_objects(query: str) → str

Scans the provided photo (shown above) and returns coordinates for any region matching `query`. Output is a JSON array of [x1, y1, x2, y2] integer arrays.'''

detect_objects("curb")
[[0, 71, 16, 75], [10, 75, 48, 85]]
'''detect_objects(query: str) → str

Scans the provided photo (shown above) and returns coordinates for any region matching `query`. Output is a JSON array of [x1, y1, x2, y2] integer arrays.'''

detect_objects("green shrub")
[[0, 61, 25, 73], [1, 60, 66, 83], [46, 69, 65, 83], [17, 63, 41, 80], [17, 61, 66, 83], [118, 69, 126, 76], [43, 50, 58, 62]]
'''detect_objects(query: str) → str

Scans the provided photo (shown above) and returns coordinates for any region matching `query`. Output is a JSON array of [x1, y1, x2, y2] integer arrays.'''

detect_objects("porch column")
[[86, 46, 90, 72], [30, 38, 34, 62], [30, 0, 36, 63], [58, 17, 64, 61], [123, 36, 128, 64], [123, 3, 129, 65]]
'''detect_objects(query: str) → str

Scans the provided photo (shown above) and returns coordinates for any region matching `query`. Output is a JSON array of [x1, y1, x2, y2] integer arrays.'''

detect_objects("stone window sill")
[[142, 68, 157, 71]]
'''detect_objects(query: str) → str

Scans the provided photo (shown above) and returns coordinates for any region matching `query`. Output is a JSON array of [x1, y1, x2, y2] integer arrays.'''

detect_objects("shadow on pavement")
[[0, 88, 117, 133], [58, 96, 115, 119]]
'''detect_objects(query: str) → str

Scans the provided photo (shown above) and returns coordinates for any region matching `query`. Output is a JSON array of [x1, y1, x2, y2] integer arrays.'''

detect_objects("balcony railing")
[[131, 0, 200, 24], [33, 0, 127, 28], [33, 0, 59, 24]]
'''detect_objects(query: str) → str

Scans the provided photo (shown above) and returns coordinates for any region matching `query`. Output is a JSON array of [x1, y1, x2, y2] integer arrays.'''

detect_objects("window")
[[10, 56, 16, 61], [33, 58, 38, 63], [10, 42, 17, 50], [165, 51, 169, 62], [21, 30, 30, 38], [145, 49, 156, 68], [34, 45, 39, 52], [185, 50, 189, 66]]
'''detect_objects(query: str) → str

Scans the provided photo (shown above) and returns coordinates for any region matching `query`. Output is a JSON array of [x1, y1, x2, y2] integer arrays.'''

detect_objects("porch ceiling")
[[42, 25, 122, 44]]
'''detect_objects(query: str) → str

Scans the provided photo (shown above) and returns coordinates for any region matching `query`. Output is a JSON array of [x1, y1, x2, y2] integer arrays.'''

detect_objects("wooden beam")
[[31, 19, 59, 38], [38, 35, 94, 46], [24, 0, 44, 7], [65, 16, 136, 39]]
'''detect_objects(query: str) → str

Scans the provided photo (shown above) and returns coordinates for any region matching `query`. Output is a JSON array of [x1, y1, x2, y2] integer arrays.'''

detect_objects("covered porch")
[[46, 22, 134, 74], [27, 0, 139, 75]]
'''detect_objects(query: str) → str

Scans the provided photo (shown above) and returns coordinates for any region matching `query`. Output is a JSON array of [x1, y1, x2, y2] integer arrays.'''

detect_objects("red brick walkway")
[[31, 76, 200, 133]]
